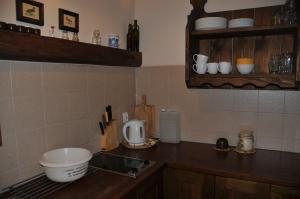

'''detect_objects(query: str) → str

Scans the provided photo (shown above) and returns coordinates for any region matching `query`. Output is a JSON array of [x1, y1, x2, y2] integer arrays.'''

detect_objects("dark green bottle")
[[126, 24, 133, 51], [132, 20, 140, 52]]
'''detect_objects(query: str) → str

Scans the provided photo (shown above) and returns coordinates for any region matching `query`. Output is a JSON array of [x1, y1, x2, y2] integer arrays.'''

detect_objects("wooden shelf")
[[0, 30, 142, 67], [191, 24, 298, 39], [189, 74, 296, 88]]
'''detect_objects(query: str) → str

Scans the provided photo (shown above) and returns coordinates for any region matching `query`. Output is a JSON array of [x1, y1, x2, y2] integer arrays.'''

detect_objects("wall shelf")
[[0, 30, 142, 67], [191, 24, 298, 40], [190, 74, 296, 88], [185, 0, 300, 89]]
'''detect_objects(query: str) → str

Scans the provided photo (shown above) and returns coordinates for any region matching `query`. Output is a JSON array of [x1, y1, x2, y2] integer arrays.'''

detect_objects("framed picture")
[[16, 0, 44, 26], [59, 8, 79, 33]]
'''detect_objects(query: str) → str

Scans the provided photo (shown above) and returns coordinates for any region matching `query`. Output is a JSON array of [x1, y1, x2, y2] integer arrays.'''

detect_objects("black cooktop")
[[89, 152, 155, 178]]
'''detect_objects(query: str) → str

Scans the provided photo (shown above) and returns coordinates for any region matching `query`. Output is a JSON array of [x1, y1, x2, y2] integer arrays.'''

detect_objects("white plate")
[[195, 17, 227, 31], [228, 18, 254, 28]]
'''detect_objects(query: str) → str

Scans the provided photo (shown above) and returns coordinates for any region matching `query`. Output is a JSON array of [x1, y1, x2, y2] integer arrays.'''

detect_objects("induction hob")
[[89, 152, 155, 178]]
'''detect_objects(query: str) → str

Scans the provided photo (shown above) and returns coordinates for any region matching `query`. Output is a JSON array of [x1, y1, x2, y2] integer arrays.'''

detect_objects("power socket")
[[122, 112, 128, 123]]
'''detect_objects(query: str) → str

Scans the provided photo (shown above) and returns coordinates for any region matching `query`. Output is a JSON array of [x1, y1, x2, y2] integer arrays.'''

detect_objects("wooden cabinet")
[[215, 177, 270, 199], [186, 0, 300, 89], [163, 168, 214, 199], [271, 185, 300, 199], [121, 170, 163, 199]]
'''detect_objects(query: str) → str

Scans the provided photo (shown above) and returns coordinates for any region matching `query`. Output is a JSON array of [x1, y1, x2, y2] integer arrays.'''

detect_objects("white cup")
[[193, 62, 207, 74], [193, 54, 208, 64], [207, 63, 219, 74], [219, 61, 232, 74]]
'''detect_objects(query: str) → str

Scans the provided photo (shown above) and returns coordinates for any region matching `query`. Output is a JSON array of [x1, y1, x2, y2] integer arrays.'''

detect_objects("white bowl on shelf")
[[40, 148, 92, 182], [237, 63, 254, 74], [195, 17, 227, 30], [228, 18, 254, 28]]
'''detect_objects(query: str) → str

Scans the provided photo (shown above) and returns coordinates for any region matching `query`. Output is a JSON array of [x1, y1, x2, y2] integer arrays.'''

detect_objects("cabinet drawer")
[[271, 185, 300, 199], [215, 176, 270, 199], [164, 168, 214, 199]]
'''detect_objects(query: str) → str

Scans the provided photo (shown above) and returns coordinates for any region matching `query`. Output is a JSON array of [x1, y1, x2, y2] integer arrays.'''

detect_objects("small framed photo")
[[59, 8, 79, 33], [16, 0, 44, 26]]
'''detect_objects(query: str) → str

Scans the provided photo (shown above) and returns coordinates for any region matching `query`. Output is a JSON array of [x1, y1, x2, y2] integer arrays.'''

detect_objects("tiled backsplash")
[[136, 65, 300, 153], [0, 61, 135, 189]]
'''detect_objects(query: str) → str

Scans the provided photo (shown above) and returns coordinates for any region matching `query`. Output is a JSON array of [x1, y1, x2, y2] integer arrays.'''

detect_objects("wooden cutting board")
[[134, 95, 156, 138]]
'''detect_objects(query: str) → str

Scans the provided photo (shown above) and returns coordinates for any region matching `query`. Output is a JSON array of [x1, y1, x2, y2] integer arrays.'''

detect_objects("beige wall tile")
[[65, 64, 87, 92], [0, 169, 19, 190], [0, 98, 14, 122], [67, 118, 94, 147], [12, 61, 42, 97], [209, 90, 236, 111], [285, 91, 300, 114], [256, 137, 282, 151], [67, 91, 88, 121], [17, 129, 46, 168], [0, 61, 12, 99], [257, 113, 283, 138], [14, 96, 44, 133], [0, 135, 18, 172], [0, 120, 15, 137], [43, 63, 70, 93], [44, 93, 68, 125], [19, 163, 43, 182], [235, 90, 259, 112], [282, 114, 300, 152], [258, 90, 285, 113], [46, 123, 69, 150]]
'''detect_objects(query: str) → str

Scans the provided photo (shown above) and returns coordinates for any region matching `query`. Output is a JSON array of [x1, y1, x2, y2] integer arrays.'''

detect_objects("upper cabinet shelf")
[[0, 30, 142, 67], [185, 0, 300, 89], [191, 24, 298, 39]]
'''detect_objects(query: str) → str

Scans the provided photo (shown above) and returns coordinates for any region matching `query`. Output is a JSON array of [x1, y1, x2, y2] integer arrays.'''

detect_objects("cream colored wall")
[[0, 0, 134, 48], [134, 0, 286, 66]]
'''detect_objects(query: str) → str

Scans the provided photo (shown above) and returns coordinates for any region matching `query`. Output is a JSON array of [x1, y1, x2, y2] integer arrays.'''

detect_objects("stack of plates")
[[228, 18, 254, 28], [195, 17, 227, 31]]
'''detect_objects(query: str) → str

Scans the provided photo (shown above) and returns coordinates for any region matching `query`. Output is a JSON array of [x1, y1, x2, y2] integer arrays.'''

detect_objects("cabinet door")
[[271, 185, 300, 199], [164, 168, 214, 199], [215, 177, 270, 199], [136, 170, 163, 199]]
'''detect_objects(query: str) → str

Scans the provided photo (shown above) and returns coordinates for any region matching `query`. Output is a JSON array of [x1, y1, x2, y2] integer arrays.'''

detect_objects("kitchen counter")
[[2, 142, 300, 198]]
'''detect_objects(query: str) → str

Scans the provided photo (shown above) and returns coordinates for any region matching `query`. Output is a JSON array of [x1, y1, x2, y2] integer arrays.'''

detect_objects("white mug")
[[193, 62, 207, 74], [207, 63, 219, 74], [219, 61, 232, 74], [193, 54, 208, 64]]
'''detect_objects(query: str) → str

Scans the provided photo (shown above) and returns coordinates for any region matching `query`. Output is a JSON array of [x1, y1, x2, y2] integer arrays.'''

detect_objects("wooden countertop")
[[2, 142, 300, 198]]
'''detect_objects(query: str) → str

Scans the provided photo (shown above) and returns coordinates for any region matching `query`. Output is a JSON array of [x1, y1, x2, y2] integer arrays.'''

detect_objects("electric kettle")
[[122, 120, 145, 146]]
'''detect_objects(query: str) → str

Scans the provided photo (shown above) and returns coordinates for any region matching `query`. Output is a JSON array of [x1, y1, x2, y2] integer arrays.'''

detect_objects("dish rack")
[[0, 166, 99, 199]]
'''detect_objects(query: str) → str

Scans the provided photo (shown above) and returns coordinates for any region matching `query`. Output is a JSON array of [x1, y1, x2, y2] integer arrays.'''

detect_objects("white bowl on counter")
[[229, 18, 254, 28], [195, 17, 227, 30], [237, 63, 254, 74], [40, 148, 92, 182]]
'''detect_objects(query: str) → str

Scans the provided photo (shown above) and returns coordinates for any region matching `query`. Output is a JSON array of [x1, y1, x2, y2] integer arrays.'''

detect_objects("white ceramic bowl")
[[237, 63, 254, 74], [229, 18, 254, 28], [195, 17, 227, 30], [40, 148, 92, 182]]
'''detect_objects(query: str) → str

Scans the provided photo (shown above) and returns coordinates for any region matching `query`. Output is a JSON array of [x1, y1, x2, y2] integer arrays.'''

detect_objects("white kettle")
[[122, 120, 145, 146]]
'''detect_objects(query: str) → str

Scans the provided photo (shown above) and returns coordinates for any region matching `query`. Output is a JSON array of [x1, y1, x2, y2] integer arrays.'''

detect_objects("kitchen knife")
[[99, 122, 105, 135], [106, 105, 112, 122], [102, 114, 107, 128]]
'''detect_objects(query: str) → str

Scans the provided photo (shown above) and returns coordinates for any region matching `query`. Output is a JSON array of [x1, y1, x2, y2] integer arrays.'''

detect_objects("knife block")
[[99, 119, 119, 151]]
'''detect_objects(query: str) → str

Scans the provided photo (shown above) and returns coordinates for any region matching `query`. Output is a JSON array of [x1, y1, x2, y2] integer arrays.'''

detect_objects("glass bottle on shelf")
[[283, 0, 298, 25], [126, 24, 133, 51], [132, 20, 140, 52]]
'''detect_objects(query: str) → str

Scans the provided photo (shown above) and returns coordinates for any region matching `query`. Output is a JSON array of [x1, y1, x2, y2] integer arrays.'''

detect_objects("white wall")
[[0, 0, 134, 48], [135, 0, 286, 66]]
